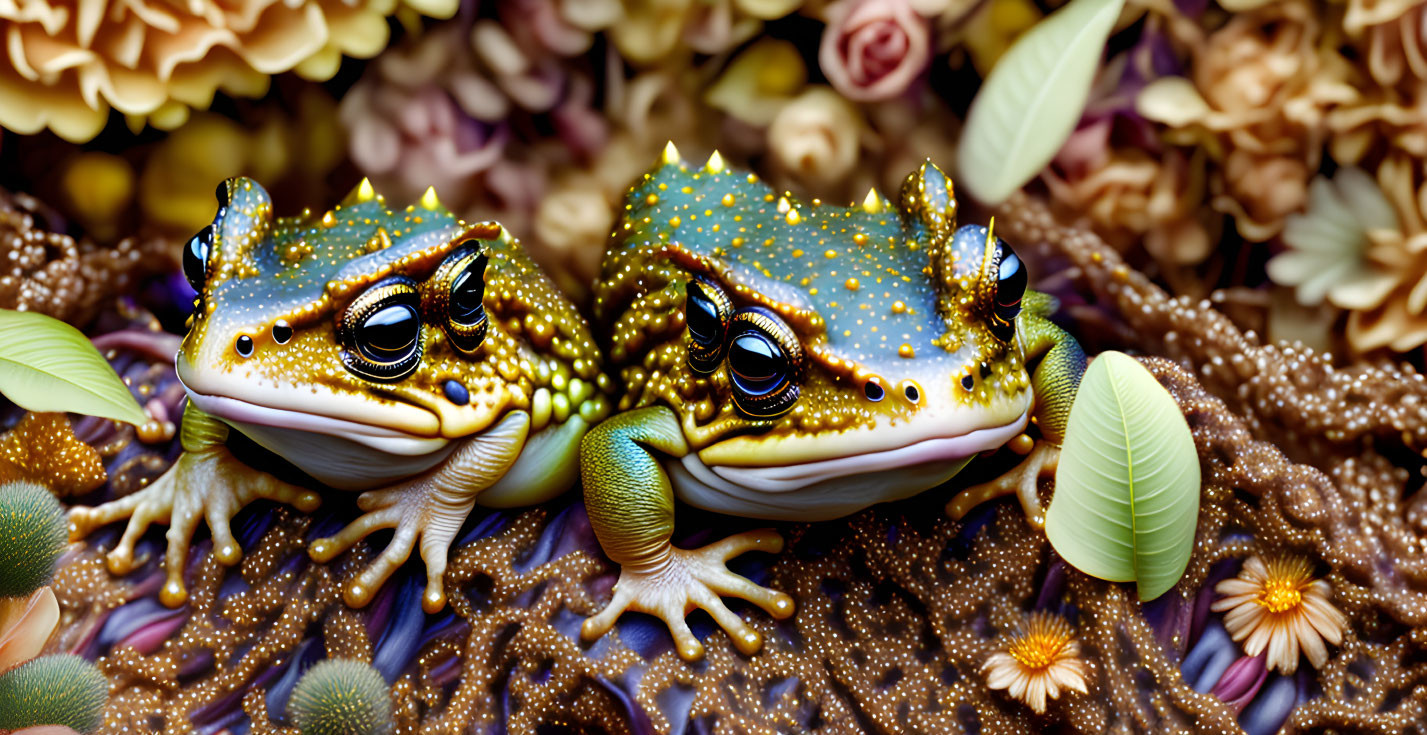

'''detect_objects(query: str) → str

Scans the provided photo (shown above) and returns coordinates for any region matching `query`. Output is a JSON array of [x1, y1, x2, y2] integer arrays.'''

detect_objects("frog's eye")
[[429, 246, 489, 355], [989, 239, 1026, 342], [725, 308, 802, 419], [183, 225, 213, 292], [686, 278, 733, 374], [339, 277, 423, 382]]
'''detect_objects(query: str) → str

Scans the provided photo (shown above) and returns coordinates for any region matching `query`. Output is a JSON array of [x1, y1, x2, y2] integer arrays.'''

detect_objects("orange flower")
[[1211, 555, 1347, 674], [983, 612, 1089, 714]]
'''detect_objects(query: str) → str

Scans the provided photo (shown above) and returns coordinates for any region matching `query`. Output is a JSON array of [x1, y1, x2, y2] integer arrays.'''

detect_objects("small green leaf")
[[0, 309, 149, 426], [957, 0, 1126, 205], [1045, 351, 1200, 601]]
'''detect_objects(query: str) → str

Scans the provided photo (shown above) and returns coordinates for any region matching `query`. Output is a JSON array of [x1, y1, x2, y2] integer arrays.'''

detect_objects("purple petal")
[[1210, 653, 1268, 711]]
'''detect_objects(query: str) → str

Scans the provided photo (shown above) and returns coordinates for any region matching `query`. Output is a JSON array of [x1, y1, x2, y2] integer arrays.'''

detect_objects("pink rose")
[[819, 0, 931, 102]]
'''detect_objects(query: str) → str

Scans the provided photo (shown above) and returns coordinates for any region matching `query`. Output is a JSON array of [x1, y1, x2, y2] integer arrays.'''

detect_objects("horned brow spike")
[[862, 188, 882, 214], [706, 150, 726, 173], [420, 186, 440, 210], [662, 140, 681, 165], [357, 177, 375, 202]]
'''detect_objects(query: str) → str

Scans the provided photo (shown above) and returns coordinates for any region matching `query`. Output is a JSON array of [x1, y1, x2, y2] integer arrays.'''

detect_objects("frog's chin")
[[669, 410, 1028, 521]]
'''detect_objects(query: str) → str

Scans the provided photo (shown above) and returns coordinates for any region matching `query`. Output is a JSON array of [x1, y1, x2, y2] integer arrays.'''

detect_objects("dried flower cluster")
[[0, 0, 458, 142]]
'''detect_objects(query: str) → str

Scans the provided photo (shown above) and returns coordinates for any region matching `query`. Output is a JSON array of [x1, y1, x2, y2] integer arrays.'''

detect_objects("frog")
[[578, 145, 1086, 661], [68, 177, 611, 613]]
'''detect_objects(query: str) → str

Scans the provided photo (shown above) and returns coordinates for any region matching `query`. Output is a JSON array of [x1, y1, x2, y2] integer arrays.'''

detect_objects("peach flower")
[[767, 87, 864, 188], [0, 0, 457, 142], [819, 0, 931, 101], [1045, 120, 1211, 266]]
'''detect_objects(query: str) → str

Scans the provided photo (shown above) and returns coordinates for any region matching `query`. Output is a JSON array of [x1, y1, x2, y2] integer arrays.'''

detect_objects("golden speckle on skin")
[[891, 300, 907, 314], [670, 216, 682, 228], [647, 194, 660, 206], [722, 193, 736, 207], [844, 278, 859, 291], [853, 233, 868, 246], [824, 249, 837, 259], [898, 343, 915, 358]]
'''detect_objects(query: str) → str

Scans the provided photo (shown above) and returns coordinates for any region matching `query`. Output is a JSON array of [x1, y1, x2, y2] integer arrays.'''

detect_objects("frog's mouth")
[[667, 409, 1028, 521], [707, 414, 1027, 491]]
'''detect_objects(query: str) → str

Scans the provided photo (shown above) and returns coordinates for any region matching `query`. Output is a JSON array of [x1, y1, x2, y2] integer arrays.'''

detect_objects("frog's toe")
[[308, 507, 400, 563], [345, 524, 417, 608], [946, 443, 1059, 528], [68, 492, 142, 540], [205, 509, 242, 566]]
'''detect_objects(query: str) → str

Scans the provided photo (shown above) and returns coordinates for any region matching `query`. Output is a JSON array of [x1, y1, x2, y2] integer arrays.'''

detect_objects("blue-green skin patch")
[[576, 153, 1087, 662]]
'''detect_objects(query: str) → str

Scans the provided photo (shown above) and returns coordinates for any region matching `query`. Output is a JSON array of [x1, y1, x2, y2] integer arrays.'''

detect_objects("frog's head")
[[596, 153, 1033, 510], [177, 178, 603, 484]]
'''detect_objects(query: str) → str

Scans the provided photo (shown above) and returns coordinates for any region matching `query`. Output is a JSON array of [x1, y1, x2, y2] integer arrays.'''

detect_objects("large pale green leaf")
[[0, 309, 149, 426], [1045, 351, 1200, 601], [957, 0, 1126, 205]]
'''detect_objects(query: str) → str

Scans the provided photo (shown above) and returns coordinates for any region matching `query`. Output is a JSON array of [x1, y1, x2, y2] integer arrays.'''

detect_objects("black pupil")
[[450, 258, 486, 325], [687, 285, 721, 344], [996, 248, 1027, 313], [360, 304, 420, 360], [729, 332, 785, 395], [183, 225, 212, 291]]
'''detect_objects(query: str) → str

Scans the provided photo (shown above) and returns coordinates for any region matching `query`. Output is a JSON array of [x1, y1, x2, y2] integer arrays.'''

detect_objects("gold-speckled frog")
[[578, 146, 1086, 660], [69, 178, 610, 612]]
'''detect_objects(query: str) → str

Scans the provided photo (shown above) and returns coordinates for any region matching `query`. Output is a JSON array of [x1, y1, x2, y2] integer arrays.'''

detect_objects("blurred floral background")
[[7, 0, 1427, 732], [7, 0, 1427, 360]]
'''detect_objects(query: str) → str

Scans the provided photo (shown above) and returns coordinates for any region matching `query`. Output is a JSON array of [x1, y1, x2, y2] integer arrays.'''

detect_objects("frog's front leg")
[[67, 404, 321, 606], [308, 412, 529, 613], [947, 312, 1086, 528], [579, 406, 794, 661]]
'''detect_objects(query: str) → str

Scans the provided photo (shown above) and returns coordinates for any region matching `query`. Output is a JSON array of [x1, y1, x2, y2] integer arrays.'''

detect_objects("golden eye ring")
[[725, 307, 802, 419], [426, 241, 489, 355], [337, 276, 423, 382], [685, 278, 734, 374]]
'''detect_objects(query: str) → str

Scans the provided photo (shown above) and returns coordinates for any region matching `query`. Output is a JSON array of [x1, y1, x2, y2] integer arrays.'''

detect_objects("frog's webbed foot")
[[308, 479, 476, 614], [946, 443, 1060, 529], [581, 529, 794, 661], [67, 447, 320, 607]]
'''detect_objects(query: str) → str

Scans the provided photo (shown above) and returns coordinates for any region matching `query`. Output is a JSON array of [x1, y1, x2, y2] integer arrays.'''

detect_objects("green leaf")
[[956, 0, 1126, 205], [0, 309, 150, 426], [1045, 351, 1200, 601]]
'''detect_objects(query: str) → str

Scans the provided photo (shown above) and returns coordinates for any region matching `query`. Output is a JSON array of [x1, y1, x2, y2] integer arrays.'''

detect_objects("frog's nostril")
[[864, 379, 885, 402], [235, 335, 254, 357], [271, 321, 292, 344], [903, 383, 920, 403], [961, 374, 974, 391]]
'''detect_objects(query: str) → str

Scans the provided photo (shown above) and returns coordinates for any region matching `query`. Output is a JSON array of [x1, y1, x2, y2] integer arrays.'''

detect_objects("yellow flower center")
[[1258, 578, 1302, 613], [1008, 630, 1068, 671]]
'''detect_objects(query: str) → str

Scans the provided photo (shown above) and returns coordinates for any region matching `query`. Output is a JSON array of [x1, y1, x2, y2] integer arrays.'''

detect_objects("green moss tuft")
[[0, 481, 67, 597], [0, 654, 108, 733], [289, 658, 393, 735]]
